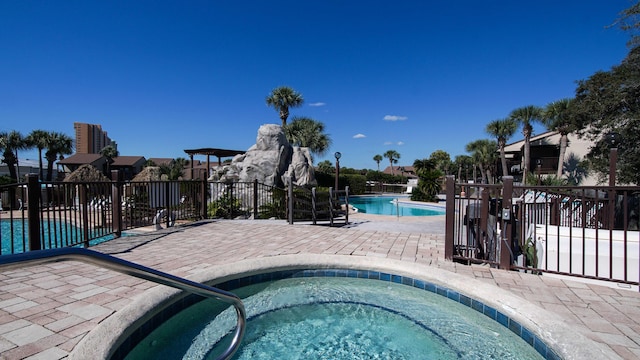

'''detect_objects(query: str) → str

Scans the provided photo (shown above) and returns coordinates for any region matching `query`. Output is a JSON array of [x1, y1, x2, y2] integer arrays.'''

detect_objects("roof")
[[111, 156, 146, 166], [503, 131, 559, 152], [382, 166, 418, 177], [63, 164, 110, 182], [183, 148, 245, 158], [146, 158, 174, 166], [132, 166, 163, 181], [57, 153, 104, 165]]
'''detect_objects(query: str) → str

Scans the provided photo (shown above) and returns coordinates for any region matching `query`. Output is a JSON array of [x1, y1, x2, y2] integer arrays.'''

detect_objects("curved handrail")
[[0, 248, 246, 360]]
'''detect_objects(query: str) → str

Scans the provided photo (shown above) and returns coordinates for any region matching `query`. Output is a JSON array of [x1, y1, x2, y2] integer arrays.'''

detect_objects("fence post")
[[445, 175, 455, 261], [111, 170, 122, 238], [287, 178, 294, 224], [164, 181, 170, 226], [500, 176, 514, 269], [345, 186, 349, 224], [200, 180, 207, 219], [253, 179, 258, 219], [79, 184, 90, 248], [329, 187, 334, 227], [311, 187, 317, 225], [27, 174, 41, 251]]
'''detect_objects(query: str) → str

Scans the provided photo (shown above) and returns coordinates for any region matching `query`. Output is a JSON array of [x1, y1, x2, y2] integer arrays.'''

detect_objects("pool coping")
[[69, 254, 615, 360]]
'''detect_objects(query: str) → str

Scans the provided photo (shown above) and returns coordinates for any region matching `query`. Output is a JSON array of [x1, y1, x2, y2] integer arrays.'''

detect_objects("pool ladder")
[[0, 248, 246, 360]]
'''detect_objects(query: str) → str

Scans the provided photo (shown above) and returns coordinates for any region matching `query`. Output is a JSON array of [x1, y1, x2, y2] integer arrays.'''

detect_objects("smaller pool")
[[349, 196, 445, 216]]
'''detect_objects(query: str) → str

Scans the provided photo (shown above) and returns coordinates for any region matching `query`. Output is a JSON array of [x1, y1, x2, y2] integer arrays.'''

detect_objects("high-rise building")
[[73, 123, 117, 154]]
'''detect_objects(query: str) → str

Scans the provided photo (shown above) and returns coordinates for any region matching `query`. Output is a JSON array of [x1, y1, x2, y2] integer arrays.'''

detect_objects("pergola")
[[183, 148, 245, 179]]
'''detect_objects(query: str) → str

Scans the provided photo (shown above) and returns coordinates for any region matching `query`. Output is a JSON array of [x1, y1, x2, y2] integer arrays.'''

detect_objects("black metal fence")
[[445, 176, 640, 288], [287, 184, 349, 226], [1, 173, 287, 255]]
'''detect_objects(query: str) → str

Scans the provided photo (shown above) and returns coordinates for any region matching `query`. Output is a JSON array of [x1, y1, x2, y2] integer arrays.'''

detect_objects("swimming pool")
[[1, 219, 118, 254], [122, 271, 551, 360], [349, 196, 445, 216]]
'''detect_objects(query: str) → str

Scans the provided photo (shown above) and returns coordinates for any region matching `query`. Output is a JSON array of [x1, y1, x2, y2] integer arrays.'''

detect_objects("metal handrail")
[[0, 248, 246, 360]]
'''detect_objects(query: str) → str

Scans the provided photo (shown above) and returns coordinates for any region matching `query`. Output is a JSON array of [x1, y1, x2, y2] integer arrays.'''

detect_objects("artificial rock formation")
[[214, 124, 317, 187]]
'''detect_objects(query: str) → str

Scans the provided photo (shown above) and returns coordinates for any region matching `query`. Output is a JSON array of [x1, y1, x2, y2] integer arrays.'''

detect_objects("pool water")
[[125, 277, 543, 360], [1, 219, 117, 254], [349, 196, 445, 216]]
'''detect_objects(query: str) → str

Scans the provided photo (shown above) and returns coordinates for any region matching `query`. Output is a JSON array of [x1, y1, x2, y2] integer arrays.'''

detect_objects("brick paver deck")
[[1, 219, 639, 359]]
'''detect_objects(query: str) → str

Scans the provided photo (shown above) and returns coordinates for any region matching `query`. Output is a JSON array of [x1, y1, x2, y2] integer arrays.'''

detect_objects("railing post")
[[501, 176, 514, 269], [445, 175, 455, 260], [287, 178, 293, 224], [111, 170, 122, 238], [27, 174, 41, 251], [480, 189, 489, 260], [253, 179, 258, 219]]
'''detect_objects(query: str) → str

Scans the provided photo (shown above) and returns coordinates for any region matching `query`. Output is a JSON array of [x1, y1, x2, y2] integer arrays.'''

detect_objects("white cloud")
[[309, 102, 326, 107], [383, 141, 393, 145], [353, 133, 366, 139], [383, 115, 408, 121], [397, 141, 405, 146]]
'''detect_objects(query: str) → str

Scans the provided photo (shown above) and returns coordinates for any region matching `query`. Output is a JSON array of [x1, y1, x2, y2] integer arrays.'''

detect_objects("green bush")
[[208, 193, 243, 218], [342, 174, 366, 195]]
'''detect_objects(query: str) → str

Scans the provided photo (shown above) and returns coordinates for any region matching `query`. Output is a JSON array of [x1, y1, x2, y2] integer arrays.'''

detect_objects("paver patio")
[[0, 217, 639, 359]]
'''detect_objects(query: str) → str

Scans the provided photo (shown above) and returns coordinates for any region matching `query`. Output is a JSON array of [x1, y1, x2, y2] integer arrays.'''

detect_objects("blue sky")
[[0, 1, 632, 170]]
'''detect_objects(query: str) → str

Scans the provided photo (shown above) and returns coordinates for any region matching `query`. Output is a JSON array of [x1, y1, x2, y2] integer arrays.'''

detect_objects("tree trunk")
[[523, 126, 532, 182], [500, 145, 508, 178], [556, 133, 568, 178]]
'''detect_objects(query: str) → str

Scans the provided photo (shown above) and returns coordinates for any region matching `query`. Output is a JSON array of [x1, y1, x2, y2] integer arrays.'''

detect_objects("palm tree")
[[373, 154, 383, 171], [0, 131, 28, 182], [542, 98, 576, 178], [100, 145, 119, 175], [317, 160, 334, 174], [413, 158, 436, 172], [265, 86, 304, 127], [44, 132, 73, 181], [454, 155, 473, 182], [411, 158, 442, 202], [486, 118, 518, 178], [283, 116, 332, 157], [509, 105, 543, 181], [26, 130, 50, 180], [466, 139, 498, 184], [383, 150, 400, 174]]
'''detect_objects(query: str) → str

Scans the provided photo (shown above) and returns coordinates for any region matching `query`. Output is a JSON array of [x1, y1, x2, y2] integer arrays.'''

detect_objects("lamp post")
[[399, 167, 405, 185], [334, 152, 341, 194], [536, 159, 542, 185]]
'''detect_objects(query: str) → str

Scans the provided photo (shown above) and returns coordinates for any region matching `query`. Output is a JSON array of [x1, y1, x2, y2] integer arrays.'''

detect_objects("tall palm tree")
[[454, 155, 473, 182], [265, 86, 304, 127], [509, 105, 542, 181], [100, 145, 119, 175], [373, 154, 383, 171], [26, 130, 50, 180], [542, 98, 576, 178], [0, 131, 28, 182], [486, 118, 518, 178], [44, 132, 73, 181], [383, 150, 400, 174], [283, 116, 332, 157], [466, 139, 498, 184]]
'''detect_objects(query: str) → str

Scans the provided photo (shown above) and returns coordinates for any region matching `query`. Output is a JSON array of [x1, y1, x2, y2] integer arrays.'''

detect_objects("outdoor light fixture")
[[334, 152, 341, 160]]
